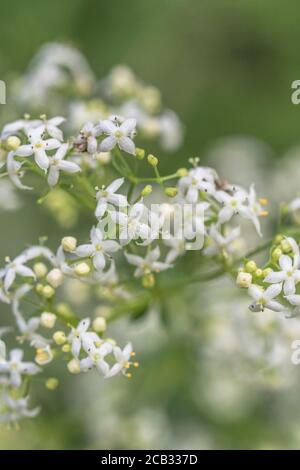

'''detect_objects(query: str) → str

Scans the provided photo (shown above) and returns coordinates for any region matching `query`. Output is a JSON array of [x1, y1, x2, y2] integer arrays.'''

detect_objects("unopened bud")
[[147, 154, 158, 166], [46, 268, 64, 288], [33, 262, 48, 278], [274, 234, 284, 245], [40, 312, 57, 329], [62, 344, 71, 353], [67, 359, 81, 374], [53, 331, 66, 345], [141, 185, 152, 197], [255, 269, 263, 279], [272, 248, 282, 262], [45, 378, 59, 390], [262, 268, 273, 278], [61, 236, 77, 252], [92, 316, 107, 333], [165, 187, 178, 198], [245, 261, 257, 273], [7, 136, 21, 151], [135, 147, 145, 160], [280, 239, 292, 253], [42, 285, 55, 299], [177, 167, 188, 177], [74, 262, 90, 276], [236, 271, 252, 288]]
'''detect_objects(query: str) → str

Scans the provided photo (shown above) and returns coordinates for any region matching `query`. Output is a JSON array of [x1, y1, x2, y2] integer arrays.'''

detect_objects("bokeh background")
[[1, 0, 300, 449]]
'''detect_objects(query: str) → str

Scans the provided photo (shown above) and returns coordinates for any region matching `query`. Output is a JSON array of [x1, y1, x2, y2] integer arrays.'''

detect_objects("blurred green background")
[[1, 0, 300, 450]]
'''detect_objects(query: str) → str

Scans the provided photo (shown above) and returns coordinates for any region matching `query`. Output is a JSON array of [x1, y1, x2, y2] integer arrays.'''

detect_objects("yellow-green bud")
[[177, 167, 188, 177], [272, 248, 282, 262], [40, 312, 57, 329], [92, 316, 107, 333], [274, 234, 284, 244], [33, 262, 48, 278], [62, 344, 71, 353], [94, 305, 112, 319], [45, 378, 59, 390], [95, 152, 111, 164], [53, 331, 67, 345], [245, 260, 257, 273], [135, 147, 145, 160], [255, 269, 263, 278], [42, 285, 55, 299], [36, 283, 44, 294], [46, 268, 64, 288], [74, 262, 90, 276], [280, 239, 292, 253], [61, 236, 77, 252], [67, 359, 81, 374], [236, 272, 252, 288], [141, 185, 153, 197], [165, 187, 178, 198], [147, 154, 158, 167], [7, 136, 21, 151], [262, 268, 273, 278]]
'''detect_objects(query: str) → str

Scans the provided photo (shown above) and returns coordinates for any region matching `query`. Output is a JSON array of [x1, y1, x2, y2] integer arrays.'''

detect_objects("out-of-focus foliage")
[[1, 0, 300, 450]]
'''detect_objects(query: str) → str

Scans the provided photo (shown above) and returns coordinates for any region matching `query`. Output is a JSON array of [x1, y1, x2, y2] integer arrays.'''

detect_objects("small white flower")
[[99, 118, 136, 155], [7, 151, 32, 190], [0, 394, 40, 423], [105, 343, 133, 378], [95, 177, 128, 218], [47, 143, 81, 186], [264, 254, 300, 295], [75, 121, 101, 154], [111, 202, 150, 245], [3, 255, 36, 292], [178, 167, 216, 202], [15, 127, 61, 171], [125, 246, 171, 277], [68, 318, 97, 358], [248, 283, 284, 312], [80, 342, 113, 375], [0, 349, 40, 388], [164, 235, 186, 264], [215, 189, 248, 225], [76, 226, 120, 271], [204, 225, 240, 256], [36, 116, 65, 141]]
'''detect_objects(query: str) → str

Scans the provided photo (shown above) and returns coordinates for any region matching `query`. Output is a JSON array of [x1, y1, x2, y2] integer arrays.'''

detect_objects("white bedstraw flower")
[[15, 127, 61, 171], [47, 143, 81, 186], [215, 189, 248, 225], [36, 116, 65, 141], [0, 349, 40, 388], [264, 253, 300, 295], [80, 342, 113, 375], [125, 246, 171, 277], [99, 117, 136, 155], [68, 318, 99, 358], [244, 184, 267, 236], [204, 225, 240, 256], [77, 121, 101, 154], [95, 177, 128, 218], [105, 343, 133, 378], [164, 236, 186, 264], [6, 151, 32, 190], [3, 254, 36, 292], [178, 166, 216, 202], [76, 226, 119, 271], [111, 202, 150, 245], [248, 283, 284, 312], [0, 394, 40, 423]]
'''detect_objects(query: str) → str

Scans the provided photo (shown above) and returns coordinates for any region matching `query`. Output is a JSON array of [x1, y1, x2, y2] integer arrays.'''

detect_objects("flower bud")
[[7, 136, 21, 151], [280, 239, 292, 253], [147, 154, 158, 167], [236, 272, 252, 288], [94, 305, 112, 319], [272, 248, 282, 262], [74, 262, 91, 276], [95, 152, 111, 164], [165, 187, 178, 198], [42, 285, 55, 299], [262, 268, 273, 278], [45, 378, 59, 390], [274, 234, 284, 244], [53, 331, 67, 345], [61, 236, 77, 252], [141, 185, 153, 197], [40, 312, 57, 329], [67, 359, 81, 374], [177, 167, 188, 177], [92, 316, 107, 333], [36, 283, 44, 294], [35, 347, 53, 365], [46, 268, 64, 288], [33, 262, 48, 279], [62, 344, 71, 353], [255, 269, 263, 279], [245, 260, 257, 273], [135, 147, 145, 160]]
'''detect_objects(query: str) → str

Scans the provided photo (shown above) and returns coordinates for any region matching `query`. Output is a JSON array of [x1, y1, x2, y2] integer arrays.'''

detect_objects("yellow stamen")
[[260, 210, 269, 217], [133, 362, 139, 368], [259, 198, 268, 206]]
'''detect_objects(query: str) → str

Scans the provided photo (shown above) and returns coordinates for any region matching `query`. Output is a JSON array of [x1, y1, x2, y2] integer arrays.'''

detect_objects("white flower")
[[80, 342, 113, 375], [99, 118, 136, 155], [111, 202, 150, 245], [75, 121, 101, 154], [248, 283, 284, 312], [0, 394, 40, 423], [15, 128, 61, 171], [164, 236, 186, 264], [0, 349, 40, 388], [204, 225, 240, 256], [3, 254, 35, 292], [215, 189, 248, 225], [68, 318, 99, 358], [47, 143, 81, 186], [178, 167, 216, 202], [95, 177, 128, 218], [182, 202, 209, 240], [241, 184, 266, 236], [7, 151, 32, 190], [264, 254, 300, 295], [105, 343, 133, 378], [36, 116, 65, 141], [125, 246, 171, 277], [1, 118, 41, 140], [76, 226, 120, 271]]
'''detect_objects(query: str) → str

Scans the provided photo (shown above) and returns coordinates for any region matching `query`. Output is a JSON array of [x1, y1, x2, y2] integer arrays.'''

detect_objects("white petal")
[[265, 283, 282, 300], [15, 145, 33, 157], [120, 118, 136, 135], [279, 255, 292, 271], [99, 120, 117, 134], [35, 150, 49, 170], [99, 136, 116, 152], [47, 167, 60, 186], [118, 136, 135, 155], [76, 244, 94, 257], [93, 252, 106, 270]]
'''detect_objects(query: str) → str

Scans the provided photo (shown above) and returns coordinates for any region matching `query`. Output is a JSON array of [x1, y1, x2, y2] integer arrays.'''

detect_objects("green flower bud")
[[245, 260, 257, 273], [141, 185, 153, 197], [165, 187, 178, 198], [147, 154, 158, 167]]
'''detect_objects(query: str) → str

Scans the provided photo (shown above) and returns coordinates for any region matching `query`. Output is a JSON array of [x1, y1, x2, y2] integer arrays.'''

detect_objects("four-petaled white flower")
[[95, 177, 128, 218], [215, 189, 248, 225], [47, 143, 81, 186], [99, 118, 136, 155], [204, 225, 240, 256], [7, 151, 32, 191], [105, 343, 133, 378], [111, 202, 150, 245], [3, 255, 35, 292], [264, 254, 300, 295], [0, 394, 40, 423], [178, 167, 216, 202], [125, 246, 171, 277], [15, 128, 61, 171], [80, 342, 113, 375], [36, 116, 65, 141], [0, 349, 40, 388], [68, 318, 98, 358], [76, 226, 120, 271], [248, 283, 284, 312]]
